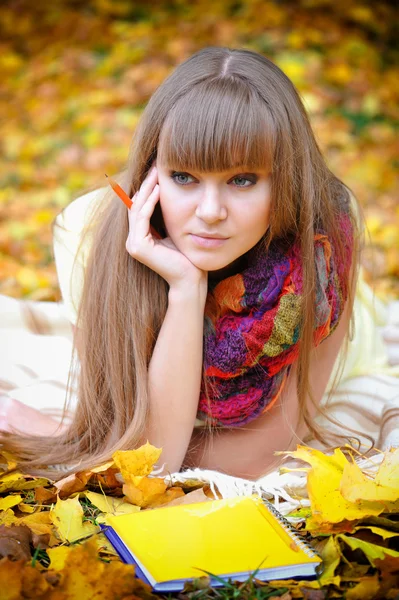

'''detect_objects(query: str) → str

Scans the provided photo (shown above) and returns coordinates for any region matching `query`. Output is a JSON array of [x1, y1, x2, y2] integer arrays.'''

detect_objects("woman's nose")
[[195, 189, 227, 222]]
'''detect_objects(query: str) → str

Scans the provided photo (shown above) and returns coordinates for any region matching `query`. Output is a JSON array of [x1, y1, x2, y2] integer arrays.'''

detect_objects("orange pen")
[[105, 173, 162, 239]]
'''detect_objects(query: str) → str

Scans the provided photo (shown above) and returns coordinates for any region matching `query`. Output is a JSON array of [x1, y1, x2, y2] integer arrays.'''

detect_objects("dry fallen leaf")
[[112, 442, 163, 482], [278, 446, 396, 531], [122, 475, 185, 509], [49, 495, 99, 543], [0, 524, 31, 561], [0, 536, 158, 600], [340, 448, 399, 505], [83, 490, 140, 516]]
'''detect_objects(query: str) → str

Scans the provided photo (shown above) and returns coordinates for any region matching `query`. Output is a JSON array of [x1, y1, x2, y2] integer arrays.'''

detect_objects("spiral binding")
[[259, 493, 321, 560]]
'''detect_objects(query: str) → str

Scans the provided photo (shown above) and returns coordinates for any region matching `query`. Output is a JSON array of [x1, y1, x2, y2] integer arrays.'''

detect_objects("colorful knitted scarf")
[[197, 211, 354, 428]]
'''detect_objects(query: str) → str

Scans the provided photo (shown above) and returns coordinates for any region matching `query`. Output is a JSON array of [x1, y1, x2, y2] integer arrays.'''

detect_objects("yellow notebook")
[[101, 494, 322, 593]]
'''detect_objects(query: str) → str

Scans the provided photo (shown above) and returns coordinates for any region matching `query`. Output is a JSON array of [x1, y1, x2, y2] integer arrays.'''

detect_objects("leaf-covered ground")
[[1, 1, 399, 598], [0, 0, 398, 303], [0, 443, 398, 599]]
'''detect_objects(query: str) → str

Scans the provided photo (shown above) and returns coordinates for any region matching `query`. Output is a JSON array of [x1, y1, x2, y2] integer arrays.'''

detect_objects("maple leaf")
[[49, 495, 99, 543], [112, 442, 163, 482], [83, 490, 140, 516], [340, 448, 399, 506], [277, 446, 395, 530]]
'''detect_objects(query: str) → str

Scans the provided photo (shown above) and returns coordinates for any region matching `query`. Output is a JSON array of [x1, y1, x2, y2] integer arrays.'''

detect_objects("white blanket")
[[0, 293, 398, 514]]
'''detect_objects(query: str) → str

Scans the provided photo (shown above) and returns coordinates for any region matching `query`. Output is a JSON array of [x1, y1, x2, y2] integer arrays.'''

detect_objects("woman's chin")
[[187, 255, 232, 273], [186, 253, 247, 281]]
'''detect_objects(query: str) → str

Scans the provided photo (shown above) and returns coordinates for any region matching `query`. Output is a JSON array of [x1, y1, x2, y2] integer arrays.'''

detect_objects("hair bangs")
[[157, 77, 275, 173]]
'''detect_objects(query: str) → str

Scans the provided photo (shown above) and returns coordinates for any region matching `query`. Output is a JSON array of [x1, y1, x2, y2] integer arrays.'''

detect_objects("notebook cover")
[[100, 494, 322, 592]]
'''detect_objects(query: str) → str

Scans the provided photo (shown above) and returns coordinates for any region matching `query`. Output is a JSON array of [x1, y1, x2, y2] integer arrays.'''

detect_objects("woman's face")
[[156, 162, 272, 277]]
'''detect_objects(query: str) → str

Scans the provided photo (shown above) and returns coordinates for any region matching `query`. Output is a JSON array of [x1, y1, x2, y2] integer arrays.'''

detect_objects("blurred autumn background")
[[0, 0, 398, 304]]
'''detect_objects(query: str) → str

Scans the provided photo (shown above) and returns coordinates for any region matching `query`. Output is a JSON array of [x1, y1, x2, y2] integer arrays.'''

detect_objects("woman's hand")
[[126, 165, 208, 292]]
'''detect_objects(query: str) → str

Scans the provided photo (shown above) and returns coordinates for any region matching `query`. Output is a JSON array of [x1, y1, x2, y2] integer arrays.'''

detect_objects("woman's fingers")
[[132, 184, 160, 241], [132, 167, 158, 211], [126, 165, 161, 258]]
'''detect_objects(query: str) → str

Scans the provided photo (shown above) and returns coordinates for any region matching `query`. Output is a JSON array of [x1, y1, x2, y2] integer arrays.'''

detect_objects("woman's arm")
[[183, 299, 352, 480], [71, 285, 206, 475], [142, 283, 208, 474]]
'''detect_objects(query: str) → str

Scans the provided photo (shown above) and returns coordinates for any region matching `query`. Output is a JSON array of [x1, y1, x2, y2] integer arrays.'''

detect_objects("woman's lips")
[[190, 234, 228, 248]]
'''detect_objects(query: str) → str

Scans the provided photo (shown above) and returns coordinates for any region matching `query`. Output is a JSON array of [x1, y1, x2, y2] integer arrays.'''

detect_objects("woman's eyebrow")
[[168, 167, 266, 175]]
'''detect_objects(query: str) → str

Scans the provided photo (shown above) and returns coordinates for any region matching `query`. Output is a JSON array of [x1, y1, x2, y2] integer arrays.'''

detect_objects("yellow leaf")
[[0, 471, 49, 494], [0, 538, 156, 600], [19, 564, 50, 598], [84, 490, 140, 516], [56, 536, 154, 599], [0, 558, 23, 600], [122, 476, 167, 508], [0, 450, 18, 474], [0, 508, 18, 526], [47, 545, 71, 571], [345, 576, 381, 600], [50, 495, 99, 543], [338, 534, 399, 566], [94, 531, 120, 556], [112, 442, 162, 482], [91, 460, 116, 473], [278, 446, 388, 525], [375, 447, 399, 488], [318, 535, 342, 587], [146, 486, 185, 509], [0, 472, 27, 493], [0, 494, 23, 511], [17, 503, 36, 513], [340, 460, 399, 504], [353, 525, 399, 540]]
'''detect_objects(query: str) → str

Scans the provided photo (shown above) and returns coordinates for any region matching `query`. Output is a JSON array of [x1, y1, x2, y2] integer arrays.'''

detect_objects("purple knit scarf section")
[[197, 212, 353, 428]]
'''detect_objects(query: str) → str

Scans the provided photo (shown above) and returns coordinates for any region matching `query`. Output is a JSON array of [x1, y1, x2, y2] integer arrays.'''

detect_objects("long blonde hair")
[[1, 47, 374, 479]]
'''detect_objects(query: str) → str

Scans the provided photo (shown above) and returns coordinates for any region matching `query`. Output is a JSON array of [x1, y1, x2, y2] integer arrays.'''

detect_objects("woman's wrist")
[[168, 278, 208, 305]]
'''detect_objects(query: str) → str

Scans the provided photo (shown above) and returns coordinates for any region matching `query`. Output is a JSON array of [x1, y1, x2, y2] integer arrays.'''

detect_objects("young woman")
[[2, 46, 391, 481]]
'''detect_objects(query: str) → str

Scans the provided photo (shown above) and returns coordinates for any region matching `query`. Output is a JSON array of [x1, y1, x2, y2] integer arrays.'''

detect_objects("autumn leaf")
[[55, 470, 93, 499], [0, 509, 17, 527], [277, 446, 390, 529], [0, 472, 50, 494], [338, 533, 399, 568], [317, 535, 342, 587], [83, 490, 140, 516], [0, 524, 31, 561], [49, 495, 99, 543], [0, 451, 18, 475], [17, 510, 59, 547], [0, 494, 23, 511], [0, 536, 158, 600], [344, 575, 381, 600], [123, 475, 173, 508], [48, 536, 157, 599], [340, 448, 399, 505], [112, 442, 163, 482], [46, 544, 72, 571]]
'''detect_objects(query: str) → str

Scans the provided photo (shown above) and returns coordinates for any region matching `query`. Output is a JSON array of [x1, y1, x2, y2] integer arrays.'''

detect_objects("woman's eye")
[[231, 176, 255, 188], [171, 172, 194, 185], [170, 172, 257, 187]]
